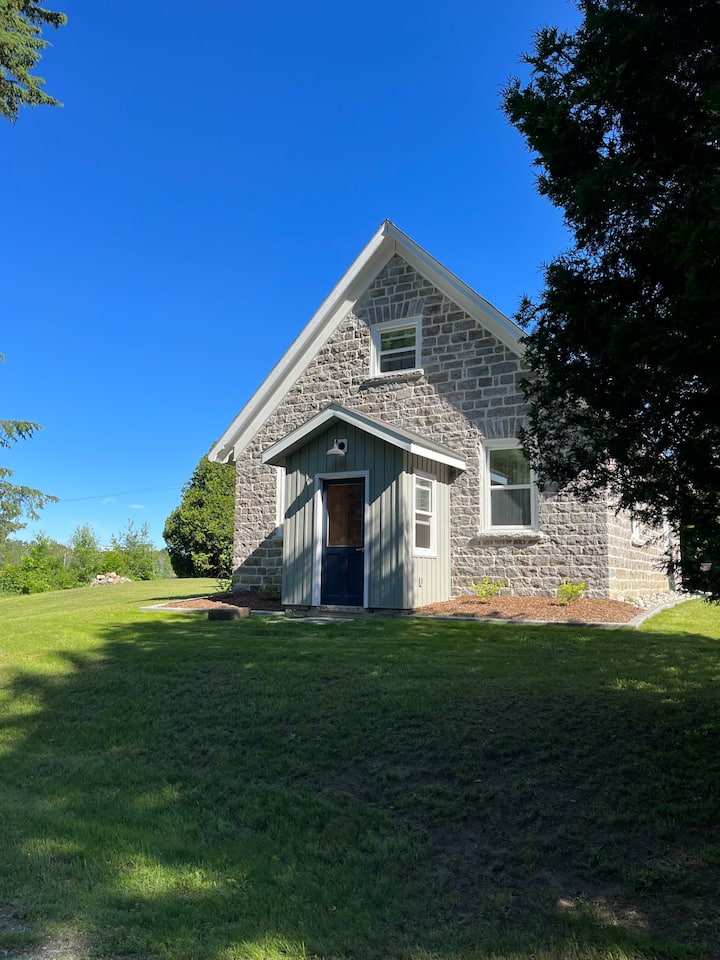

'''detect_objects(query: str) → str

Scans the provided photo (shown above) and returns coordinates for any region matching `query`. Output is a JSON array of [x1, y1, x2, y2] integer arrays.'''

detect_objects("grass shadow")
[[0, 609, 718, 959]]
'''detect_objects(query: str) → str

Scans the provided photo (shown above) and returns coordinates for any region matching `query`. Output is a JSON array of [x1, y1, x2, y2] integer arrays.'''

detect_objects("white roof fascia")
[[209, 223, 396, 463], [382, 221, 525, 355], [406, 441, 466, 470], [210, 220, 522, 464], [262, 405, 467, 471]]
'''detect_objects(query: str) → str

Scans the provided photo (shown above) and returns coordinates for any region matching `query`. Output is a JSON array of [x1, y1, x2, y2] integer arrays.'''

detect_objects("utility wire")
[[59, 483, 183, 503]]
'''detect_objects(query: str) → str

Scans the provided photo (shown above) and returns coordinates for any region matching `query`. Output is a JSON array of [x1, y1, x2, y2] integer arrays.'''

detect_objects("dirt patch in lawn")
[[162, 591, 641, 623]]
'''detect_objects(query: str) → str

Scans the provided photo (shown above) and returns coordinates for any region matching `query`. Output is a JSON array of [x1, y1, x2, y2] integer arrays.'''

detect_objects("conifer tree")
[[1, 366, 57, 541], [502, 0, 720, 594], [0, 1, 67, 122]]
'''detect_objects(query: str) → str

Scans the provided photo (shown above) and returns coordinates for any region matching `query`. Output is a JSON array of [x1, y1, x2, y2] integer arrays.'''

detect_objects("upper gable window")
[[371, 319, 421, 376]]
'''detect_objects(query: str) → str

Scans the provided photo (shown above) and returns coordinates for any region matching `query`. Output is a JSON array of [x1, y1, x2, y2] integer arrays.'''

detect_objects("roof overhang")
[[210, 220, 523, 464], [262, 403, 467, 471]]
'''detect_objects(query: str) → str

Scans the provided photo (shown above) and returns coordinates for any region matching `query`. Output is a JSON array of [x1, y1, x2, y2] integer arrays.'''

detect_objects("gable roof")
[[262, 402, 467, 471], [209, 220, 523, 463]]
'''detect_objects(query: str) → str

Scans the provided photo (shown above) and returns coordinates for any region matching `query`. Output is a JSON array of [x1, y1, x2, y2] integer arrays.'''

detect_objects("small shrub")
[[468, 577, 504, 603], [214, 546, 234, 594], [216, 559, 234, 595], [0, 563, 24, 594], [0, 535, 74, 594], [107, 521, 156, 581], [216, 574, 233, 594], [259, 581, 281, 601], [557, 578, 586, 604], [69, 523, 103, 584]]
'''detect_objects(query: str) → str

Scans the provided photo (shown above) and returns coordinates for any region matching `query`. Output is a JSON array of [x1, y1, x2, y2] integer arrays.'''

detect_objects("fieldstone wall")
[[231, 253, 661, 599], [606, 508, 671, 599], [461, 494, 612, 598], [230, 456, 283, 593]]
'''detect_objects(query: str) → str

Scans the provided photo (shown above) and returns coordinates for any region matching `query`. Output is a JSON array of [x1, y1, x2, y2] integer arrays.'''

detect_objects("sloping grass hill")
[[1, 580, 719, 960]]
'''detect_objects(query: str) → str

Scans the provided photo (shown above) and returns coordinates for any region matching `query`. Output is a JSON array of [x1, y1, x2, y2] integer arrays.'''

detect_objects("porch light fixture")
[[327, 438, 347, 457]]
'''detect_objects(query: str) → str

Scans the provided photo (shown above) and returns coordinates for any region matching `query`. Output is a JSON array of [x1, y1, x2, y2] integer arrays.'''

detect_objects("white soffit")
[[209, 221, 523, 463]]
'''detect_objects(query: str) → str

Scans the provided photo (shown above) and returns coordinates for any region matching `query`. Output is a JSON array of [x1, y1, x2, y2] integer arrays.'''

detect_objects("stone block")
[[208, 607, 250, 621]]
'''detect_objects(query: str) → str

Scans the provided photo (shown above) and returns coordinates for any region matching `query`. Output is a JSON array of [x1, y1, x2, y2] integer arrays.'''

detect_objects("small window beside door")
[[414, 473, 436, 556]]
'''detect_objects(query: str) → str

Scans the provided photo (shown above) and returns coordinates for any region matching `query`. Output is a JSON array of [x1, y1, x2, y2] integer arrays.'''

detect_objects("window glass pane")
[[415, 479, 432, 513], [415, 520, 431, 550], [380, 327, 416, 352], [326, 482, 364, 547], [414, 475, 435, 553], [380, 350, 416, 373], [491, 487, 531, 526], [489, 448, 530, 486]]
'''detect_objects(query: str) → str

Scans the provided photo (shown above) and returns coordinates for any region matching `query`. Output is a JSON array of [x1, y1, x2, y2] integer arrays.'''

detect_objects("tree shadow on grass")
[[1, 614, 718, 959]]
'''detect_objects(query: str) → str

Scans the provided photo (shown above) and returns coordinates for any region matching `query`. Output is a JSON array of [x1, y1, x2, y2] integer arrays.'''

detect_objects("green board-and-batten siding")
[[280, 425, 452, 609], [282, 424, 404, 608]]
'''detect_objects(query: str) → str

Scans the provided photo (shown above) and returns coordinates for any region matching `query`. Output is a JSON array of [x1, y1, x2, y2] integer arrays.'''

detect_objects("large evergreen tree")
[[0, 0, 67, 122], [502, 0, 720, 595], [163, 457, 235, 579]]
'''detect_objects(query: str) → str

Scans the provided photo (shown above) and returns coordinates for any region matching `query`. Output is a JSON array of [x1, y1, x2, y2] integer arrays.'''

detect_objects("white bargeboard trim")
[[209, 220, 522, 464]]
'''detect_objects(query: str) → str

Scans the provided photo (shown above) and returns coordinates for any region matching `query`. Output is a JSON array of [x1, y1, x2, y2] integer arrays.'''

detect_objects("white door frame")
[[312, 470, 370, 607]]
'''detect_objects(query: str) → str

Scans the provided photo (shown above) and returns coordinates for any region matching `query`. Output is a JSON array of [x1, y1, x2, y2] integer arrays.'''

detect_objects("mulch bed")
[[416, 594, 641, 623], [162, 592, 640, 623], [162, 592, 284, 612]]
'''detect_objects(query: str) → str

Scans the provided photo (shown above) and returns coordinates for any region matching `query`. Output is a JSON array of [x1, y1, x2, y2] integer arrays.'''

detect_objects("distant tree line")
[[0, 454, 236, 596], [0, 521, 172, 595]]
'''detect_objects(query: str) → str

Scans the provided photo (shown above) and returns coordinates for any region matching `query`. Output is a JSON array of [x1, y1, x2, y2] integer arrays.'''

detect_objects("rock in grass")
[[208, 607, 250, 621]]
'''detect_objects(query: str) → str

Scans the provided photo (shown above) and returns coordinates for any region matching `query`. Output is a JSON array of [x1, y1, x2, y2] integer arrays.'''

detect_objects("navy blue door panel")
[[321, 479, 364, 606]]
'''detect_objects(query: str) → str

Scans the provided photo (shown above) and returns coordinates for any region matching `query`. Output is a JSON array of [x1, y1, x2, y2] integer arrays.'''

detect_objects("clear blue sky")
[[3, 0, 579, 550]]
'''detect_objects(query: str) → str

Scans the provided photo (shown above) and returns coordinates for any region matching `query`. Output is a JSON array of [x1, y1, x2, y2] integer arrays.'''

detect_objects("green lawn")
[[1, 581, 719, 960]]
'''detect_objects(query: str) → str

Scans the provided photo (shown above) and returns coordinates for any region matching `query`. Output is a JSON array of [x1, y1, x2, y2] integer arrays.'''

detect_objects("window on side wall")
[[371, 319, 420, 375], [630, 512, 645, 545], [414, 473, 436, 556], [484, 442, 537, 531]]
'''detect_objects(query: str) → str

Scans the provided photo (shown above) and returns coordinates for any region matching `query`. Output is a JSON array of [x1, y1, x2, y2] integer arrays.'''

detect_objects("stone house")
[[209, 221, 669, 609]]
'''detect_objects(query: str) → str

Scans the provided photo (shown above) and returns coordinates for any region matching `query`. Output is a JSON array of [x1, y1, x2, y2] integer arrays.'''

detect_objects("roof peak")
[[209, 223, 523, 463]]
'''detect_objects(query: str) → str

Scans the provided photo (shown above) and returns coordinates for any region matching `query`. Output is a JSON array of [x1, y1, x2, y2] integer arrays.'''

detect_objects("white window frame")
[[413, 471, 436, 557], [370, 318, 421, 377], [482, 440, 538, 533]]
